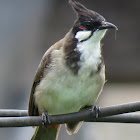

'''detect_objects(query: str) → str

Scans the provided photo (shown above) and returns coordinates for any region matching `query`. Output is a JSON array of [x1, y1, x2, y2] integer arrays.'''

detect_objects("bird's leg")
[[42, 111, 51, 127]]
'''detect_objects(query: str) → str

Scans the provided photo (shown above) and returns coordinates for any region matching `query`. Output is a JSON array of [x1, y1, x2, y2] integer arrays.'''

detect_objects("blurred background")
[[0, 0, 140, 139]]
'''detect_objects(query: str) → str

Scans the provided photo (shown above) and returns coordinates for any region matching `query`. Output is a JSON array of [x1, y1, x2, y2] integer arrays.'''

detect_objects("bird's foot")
[[90, 105, 100, 119], [42, 111, 51, 127], [85, 105, 100, 119]]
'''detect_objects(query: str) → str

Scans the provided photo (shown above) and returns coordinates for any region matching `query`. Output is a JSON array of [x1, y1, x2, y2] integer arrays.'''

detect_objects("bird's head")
[[69, 0, 117, 42]]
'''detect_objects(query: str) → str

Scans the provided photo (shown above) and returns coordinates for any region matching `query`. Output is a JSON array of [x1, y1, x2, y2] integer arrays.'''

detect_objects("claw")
[[42, 111, 51, 126], [90, 105, 100, 119]]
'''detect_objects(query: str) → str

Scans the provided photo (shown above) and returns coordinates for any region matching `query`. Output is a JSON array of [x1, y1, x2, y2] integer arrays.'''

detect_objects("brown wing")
[[28, 39, 64, 116]]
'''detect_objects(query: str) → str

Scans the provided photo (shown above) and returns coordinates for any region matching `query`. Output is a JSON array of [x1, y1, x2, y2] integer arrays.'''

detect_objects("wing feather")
[[28, 39, 64, 116]]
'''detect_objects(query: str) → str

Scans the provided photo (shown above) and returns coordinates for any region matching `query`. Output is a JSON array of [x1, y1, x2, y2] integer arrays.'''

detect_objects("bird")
[[28, 0, 117, 140]]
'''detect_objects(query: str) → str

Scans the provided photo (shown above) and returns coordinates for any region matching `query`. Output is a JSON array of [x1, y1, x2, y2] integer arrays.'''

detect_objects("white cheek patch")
[[75, 31, 92, 42]]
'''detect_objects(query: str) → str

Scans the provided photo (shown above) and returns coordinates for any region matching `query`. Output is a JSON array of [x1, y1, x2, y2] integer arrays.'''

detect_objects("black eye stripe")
[[93, 21, 101, 26], [82, 21, 101, 30]]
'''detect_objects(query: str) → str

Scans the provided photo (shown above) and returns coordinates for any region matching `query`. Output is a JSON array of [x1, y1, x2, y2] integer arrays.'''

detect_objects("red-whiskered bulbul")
[[28, 0, 117, 140]]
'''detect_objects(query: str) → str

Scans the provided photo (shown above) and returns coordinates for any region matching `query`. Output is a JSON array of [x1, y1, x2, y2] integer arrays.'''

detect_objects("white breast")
[[75, 29, 107, 76]]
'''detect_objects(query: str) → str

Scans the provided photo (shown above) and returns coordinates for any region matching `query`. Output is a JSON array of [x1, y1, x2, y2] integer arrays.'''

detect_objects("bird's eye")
[[83, 21, 92, 29], [84, 21, 91, 26]]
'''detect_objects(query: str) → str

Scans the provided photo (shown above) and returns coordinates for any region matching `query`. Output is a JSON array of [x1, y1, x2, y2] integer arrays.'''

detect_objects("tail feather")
[[31, 125, 60, 140], [66, 121, 83, 135]]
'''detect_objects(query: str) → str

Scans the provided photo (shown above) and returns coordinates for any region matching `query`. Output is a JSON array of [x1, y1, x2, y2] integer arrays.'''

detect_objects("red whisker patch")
[[80, 26, 87, 30]]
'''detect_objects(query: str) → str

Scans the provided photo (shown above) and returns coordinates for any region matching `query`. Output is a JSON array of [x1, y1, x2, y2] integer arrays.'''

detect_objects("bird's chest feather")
[[35, 66, 105, 115], [35, 33, 105, 115], [35, 53, 105, 115]]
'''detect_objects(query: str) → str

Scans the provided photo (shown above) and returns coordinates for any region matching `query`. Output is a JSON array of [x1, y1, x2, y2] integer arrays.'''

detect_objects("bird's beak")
[[98, 21, 118, 30]]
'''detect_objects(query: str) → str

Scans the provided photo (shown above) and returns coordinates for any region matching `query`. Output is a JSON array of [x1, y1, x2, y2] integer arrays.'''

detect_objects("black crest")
[[69, 0, 90, 16], [69, 0, 104, 19]]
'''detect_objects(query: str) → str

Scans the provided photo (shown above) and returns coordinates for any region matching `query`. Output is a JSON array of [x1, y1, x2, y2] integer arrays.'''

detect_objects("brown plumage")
[[28, 38, 64, 116]]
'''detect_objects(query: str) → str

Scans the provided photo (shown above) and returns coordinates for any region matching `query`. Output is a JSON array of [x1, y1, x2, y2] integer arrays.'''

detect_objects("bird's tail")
[[31, 125, 60, 140]]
